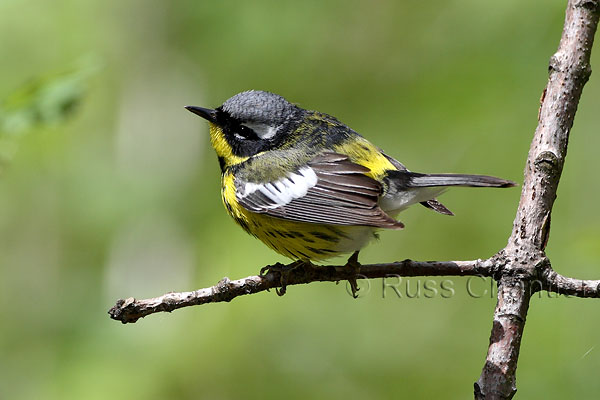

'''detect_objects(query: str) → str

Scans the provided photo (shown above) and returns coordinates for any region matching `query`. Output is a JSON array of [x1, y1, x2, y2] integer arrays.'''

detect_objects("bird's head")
[[186, 90, 302, 169]]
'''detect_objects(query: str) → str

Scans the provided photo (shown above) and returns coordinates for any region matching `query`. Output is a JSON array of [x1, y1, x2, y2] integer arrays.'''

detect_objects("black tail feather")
[[387, 170, 517, 189], [420, 199, 455, 216]]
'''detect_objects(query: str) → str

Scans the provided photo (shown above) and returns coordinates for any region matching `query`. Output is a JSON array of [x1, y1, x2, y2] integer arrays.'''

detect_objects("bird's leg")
[[260, 259, 309, 296], [345, 251, 362, 299]]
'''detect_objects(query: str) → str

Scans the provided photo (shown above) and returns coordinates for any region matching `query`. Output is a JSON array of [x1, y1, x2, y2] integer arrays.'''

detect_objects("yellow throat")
[[209, 122, 248, 168]]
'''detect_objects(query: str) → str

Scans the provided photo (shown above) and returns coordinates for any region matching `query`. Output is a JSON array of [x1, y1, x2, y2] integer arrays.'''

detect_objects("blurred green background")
[[1, 0, 599, 398]]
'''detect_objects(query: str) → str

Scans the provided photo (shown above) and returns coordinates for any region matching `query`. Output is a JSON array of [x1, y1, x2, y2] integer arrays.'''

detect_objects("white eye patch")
[[241, 122, 278, 139]]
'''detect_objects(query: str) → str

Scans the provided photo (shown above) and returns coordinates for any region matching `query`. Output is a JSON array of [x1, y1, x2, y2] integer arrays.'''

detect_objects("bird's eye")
[[234, 125, 259, 141]]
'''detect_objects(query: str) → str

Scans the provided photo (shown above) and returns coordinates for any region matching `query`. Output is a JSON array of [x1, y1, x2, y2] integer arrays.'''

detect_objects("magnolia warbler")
[[185, 91, 515, 264]]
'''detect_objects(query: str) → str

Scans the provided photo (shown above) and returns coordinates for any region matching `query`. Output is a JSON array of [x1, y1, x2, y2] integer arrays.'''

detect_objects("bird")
[[185, 90, 515, 266]]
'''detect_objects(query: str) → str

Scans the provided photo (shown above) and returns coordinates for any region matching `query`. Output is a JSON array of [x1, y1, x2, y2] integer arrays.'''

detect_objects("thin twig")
[[109, 259, 493, 324], [539, 267, 600, 297]]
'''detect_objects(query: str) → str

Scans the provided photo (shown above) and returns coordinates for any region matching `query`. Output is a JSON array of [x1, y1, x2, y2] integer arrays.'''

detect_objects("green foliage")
[[0, 56, 100, 167]]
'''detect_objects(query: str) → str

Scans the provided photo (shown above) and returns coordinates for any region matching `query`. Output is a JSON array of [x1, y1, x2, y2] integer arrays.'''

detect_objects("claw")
[[259, 260, 306, 296], [260, 262, 285, 277], [345, 251, 361, 299]]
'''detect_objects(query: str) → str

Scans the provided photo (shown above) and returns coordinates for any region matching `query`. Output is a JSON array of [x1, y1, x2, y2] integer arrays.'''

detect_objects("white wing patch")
[[238, 167, 318, 209]]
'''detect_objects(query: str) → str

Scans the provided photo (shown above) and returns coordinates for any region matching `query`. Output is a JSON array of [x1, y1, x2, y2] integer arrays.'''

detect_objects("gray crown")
[[221, 90, 299, 125]]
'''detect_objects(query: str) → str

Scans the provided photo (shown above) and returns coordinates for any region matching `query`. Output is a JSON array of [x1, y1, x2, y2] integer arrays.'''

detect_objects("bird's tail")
[[380, 170, 516, 216], [402, 172, 516, 188]]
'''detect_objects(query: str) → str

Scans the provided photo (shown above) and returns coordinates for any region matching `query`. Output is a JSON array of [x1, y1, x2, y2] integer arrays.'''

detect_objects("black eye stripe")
[[237, 125, 259, 140], [216, 108, 260, 141]]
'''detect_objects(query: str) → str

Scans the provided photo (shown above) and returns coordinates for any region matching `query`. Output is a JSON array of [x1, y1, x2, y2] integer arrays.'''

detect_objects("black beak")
[[185, 106, 217, 123]]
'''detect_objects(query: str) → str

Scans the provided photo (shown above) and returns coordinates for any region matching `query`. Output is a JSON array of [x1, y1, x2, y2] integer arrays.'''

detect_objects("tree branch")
[[539, 267, 600, 297], [475, 277, 532, 400], [109, 258, 494, 324], [506, 0, 599, 254], [475, 1, 600, 398]]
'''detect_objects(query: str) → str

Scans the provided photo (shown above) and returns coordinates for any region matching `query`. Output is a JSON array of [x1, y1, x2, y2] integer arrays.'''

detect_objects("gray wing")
[[236, 152, 404, 229]]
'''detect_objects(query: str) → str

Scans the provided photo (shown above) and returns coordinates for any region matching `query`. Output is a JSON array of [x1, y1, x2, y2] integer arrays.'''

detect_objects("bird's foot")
[[260, 260, 308, 296], [344, 251, 361, 299]]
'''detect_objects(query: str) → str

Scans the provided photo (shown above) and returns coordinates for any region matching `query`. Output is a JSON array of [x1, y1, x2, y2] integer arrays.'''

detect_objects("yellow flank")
[[221, 171, 375, 260], [209, 123, 248, 167], [333, 137, 397, 179]]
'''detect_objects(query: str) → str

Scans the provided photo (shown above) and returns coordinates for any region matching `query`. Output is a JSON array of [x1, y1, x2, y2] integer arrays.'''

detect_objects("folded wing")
[[236, 152, 404, 229]]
